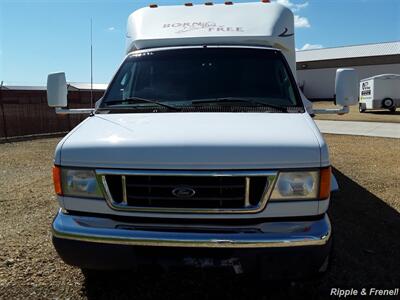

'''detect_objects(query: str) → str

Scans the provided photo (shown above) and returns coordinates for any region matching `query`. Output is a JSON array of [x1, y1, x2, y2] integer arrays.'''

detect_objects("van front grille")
[[98, 170, 277, 214]]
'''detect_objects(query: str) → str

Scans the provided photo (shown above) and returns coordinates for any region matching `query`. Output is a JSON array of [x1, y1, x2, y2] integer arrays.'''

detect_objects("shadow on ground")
[[81, 168, 400, 300], [367, 110, 400, 116]]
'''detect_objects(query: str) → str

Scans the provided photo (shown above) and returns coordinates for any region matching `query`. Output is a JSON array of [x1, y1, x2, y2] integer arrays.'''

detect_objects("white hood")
[[55, 112, 329, 169]]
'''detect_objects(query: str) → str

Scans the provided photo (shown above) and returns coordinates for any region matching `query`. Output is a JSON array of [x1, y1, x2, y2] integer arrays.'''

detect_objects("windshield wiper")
[[103, 97, 181, 111], [192, 97, 288, 112]]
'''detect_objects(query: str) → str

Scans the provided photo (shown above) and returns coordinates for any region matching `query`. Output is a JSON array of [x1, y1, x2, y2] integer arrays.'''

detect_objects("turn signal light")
[[319, 167, 331, 199], [149, 4, 158, 8], [261, 0, 270, 3], [52, 165, 63, 196]]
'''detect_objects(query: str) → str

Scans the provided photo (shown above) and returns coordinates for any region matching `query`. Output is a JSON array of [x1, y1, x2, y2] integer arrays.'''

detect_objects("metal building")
[[296, 41, 400, 100]]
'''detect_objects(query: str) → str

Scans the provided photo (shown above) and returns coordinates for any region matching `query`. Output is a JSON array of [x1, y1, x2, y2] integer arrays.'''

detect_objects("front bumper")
[[52, 209, 331, 248], [52, 210, 332, 277]]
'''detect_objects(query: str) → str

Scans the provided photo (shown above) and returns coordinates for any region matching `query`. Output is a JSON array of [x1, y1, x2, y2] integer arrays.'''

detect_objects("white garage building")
[[296, 41, 400, 100]]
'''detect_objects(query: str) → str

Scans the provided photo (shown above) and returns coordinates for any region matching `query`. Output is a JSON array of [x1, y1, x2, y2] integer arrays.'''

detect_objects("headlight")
[[61, 168, 103, 198], [270, 170, 323, 200]]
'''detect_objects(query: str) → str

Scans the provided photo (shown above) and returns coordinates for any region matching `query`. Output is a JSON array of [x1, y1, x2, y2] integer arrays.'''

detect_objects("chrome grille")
[[97, 170, 277, 214]]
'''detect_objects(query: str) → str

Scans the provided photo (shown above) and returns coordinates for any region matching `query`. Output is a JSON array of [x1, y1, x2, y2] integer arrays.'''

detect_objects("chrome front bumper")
[[52, 209, 331, 248]]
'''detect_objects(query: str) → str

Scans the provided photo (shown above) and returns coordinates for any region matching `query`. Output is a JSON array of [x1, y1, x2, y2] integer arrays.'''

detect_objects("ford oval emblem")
[[172, 186, 196, 198]]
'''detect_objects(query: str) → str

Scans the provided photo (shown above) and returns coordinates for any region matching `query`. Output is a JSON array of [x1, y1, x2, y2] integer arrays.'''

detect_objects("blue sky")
[[0, 0, 399, 85]]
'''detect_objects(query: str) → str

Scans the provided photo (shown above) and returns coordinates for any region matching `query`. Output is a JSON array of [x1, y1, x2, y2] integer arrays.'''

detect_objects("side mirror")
[[95, 99, 102, 109], [335, 68, 358, 106], [47, 72, 68, 107]]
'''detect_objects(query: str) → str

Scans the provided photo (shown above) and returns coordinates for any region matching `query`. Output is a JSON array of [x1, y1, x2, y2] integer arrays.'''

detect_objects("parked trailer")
[[359, 74, 400, 113]]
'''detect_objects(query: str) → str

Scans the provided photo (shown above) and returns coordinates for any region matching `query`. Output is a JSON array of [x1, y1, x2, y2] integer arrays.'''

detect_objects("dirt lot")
[[0, 136, 399, 299], [313, 101, 400, 123]]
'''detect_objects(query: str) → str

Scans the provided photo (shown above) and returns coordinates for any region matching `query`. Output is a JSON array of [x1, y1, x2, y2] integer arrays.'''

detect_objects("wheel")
[[382, 98, 394, 109], [359, 103, 366, 113], [389, 106, 396, 113]]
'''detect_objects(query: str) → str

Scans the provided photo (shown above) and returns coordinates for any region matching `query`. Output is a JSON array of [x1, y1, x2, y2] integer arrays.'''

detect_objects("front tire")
[[359, 103, 366, 113]]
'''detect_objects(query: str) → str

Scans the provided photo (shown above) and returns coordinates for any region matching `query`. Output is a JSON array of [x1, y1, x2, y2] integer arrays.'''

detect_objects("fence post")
[[0, 81, 8, 140], [67, 85, 72, 131]]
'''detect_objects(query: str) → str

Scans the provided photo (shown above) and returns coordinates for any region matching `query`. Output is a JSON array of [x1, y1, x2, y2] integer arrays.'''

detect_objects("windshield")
[[101, 47, 303, 111]]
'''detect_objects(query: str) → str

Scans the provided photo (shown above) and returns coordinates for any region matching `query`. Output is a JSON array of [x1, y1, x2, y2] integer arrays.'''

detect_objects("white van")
[[359, 74, 400, 113], [46, 2, 358, 279]]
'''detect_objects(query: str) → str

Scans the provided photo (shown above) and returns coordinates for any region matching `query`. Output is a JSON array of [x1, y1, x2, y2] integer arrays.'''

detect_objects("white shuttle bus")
[[46, 1, 358, 280], [359, 74, 400, 113]]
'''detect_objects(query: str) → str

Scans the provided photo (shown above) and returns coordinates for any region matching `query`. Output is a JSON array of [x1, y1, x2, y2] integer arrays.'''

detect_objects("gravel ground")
[[313, 101, 400, 123], [0, 135, 399, 299]]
